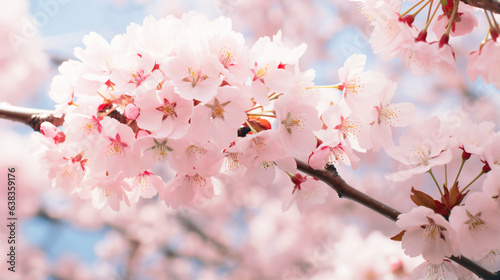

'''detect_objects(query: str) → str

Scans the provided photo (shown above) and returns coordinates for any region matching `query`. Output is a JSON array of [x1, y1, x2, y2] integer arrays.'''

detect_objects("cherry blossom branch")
[[461, 0, 500, 14], [295, 159, 500, 280], [0, 102, 64, 131], [2, 104, 498, 279]]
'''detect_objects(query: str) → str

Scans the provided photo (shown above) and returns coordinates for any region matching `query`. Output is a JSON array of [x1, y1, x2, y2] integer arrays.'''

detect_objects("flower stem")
[[306, 85, 341, 90], [246, 106, 264, 113], [426, 0, 434, 23], [445, 0, 461, 35], [490, 10, 499, 30], [453, 158, 466, 187], [428, 169, 444, 197], [247, 114, 276, 119], [412, 0, 432, 17], [444, 164, 448, 189], [268, 94, 282, 101], [480, 29, 490, 49], [401, 0, 427, 17], [485, 9, 494, 28], [422, 0, 441, 31], [461, 170, 485, 194]]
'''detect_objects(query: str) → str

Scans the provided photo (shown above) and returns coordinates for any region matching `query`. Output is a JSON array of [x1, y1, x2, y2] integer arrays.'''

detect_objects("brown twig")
[[460, 0, 500, 14], [0, 102, 64, 131]]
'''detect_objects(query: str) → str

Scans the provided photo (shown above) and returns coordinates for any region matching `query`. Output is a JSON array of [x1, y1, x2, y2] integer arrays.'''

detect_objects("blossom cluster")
[[39, 12, 415, 214], [38, 12, 314, 212], [385, 113, 500, 277], [358, 0, 500, 89]]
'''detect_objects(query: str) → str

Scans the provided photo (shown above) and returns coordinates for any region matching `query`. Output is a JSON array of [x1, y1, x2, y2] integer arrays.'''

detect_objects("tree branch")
[[2, 104, 498, 279], [295, 160, 500, 280], [461, 0, 500, 14], [0, 102, 64, 131]]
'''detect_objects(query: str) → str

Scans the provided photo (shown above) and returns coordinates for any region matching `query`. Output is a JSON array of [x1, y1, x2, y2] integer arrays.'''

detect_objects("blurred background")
[[1, 0, 500, 279]]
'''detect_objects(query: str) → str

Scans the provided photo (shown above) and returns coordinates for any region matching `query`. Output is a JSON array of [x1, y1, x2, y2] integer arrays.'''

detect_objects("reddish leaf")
[[410, 187, 438, 211], [449, 181, 467, 207], [434, 200, 450, 218], [390, 230, 406, 241], [246, 116, 271, 132], [441, 185, 450, 208], [440, 182, 468, 217]]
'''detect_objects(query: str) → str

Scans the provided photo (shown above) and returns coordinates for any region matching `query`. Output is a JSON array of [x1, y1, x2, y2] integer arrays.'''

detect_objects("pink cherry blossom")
[[482, 167, 500, 202], [360, 0, 416, 60], [243, 156, 296, 187], [337, 53, 386, 111], [432, 4, 478, 37], [454, 120, 495, 155], [396, 206, 459, 264], [403, 41, 456, 77], [411, 260, 468, 280], [169, 141, 224, 177], [281, 174, 329, 214], [88, 122, 141, 177], [49, 60, 81, 113], [321, 100, 367, 152], [274, 93, 322, 159], [467, 39, 500, 89], [449, 192, 500, 260], [163, 173, 218, 208], [188, 86, 253, 148], [248, 31, 304, 105], [360, 80, 415, 151], [386, 117, 453, 181], [309, 136, 361, 170], [44, 147, 87, 193], [236, 130, 290, 169], [134, 136, 174, 170], [129, 170, 164, 202], [482, 134, 500, 170], [134, 84, 194, 139], [40, 122, 66, 145], [90, 171, 132, 211], [72, 32, 124, 95], [163, 47, 223, 102], [108, 50, 161, 93], [208, 29, 250, 85]]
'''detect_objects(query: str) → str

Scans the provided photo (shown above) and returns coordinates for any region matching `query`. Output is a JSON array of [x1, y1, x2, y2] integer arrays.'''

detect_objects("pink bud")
[[124, 103, 140, 120], [40, 122, 58, 138]]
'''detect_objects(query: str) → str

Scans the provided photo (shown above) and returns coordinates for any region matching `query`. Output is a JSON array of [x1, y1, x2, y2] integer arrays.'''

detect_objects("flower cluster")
[[39, 11, 418, 213], [358, 0, 500, 88], [39, 12, 323, 211], [387, 113, 500, 278]]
